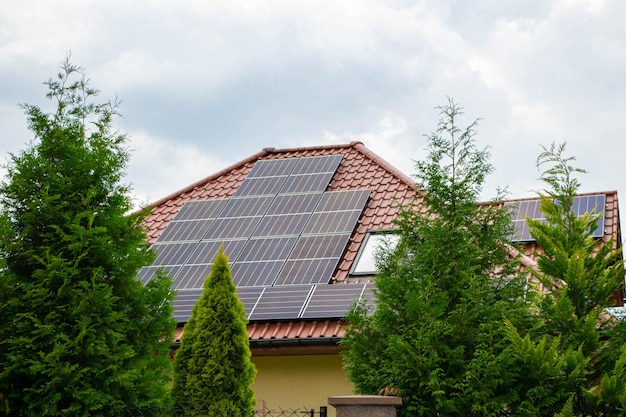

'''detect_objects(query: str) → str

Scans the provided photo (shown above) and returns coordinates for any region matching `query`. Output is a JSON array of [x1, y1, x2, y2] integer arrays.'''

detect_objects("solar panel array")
[[505, 194, 606, 242], [172, 283, 374, 322], [140, 154, 373, 321]]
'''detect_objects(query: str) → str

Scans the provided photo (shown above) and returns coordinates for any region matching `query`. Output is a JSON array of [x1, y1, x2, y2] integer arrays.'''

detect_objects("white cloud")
[[125, 130, 226, 207], [1, 0, 625, 213]]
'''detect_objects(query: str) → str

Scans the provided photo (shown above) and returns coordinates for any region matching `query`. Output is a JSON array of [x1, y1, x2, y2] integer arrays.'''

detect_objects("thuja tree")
[[0, 57, 176, 416], [342, 99, 532, 417], [504, 143, 626, 415], [172, 247, 256, 416]]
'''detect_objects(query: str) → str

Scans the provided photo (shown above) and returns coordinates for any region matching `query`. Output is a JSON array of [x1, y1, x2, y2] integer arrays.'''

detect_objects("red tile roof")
[[146, 142, 623, 344], [145, 142, 418, 284]]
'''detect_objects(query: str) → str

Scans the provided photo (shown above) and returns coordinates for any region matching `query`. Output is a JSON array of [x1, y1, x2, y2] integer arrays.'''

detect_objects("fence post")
[[328, 396, 402, 417]]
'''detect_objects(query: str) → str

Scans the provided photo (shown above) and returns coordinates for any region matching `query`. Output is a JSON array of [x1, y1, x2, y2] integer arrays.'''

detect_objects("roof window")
[[351, 231, 400, 276]]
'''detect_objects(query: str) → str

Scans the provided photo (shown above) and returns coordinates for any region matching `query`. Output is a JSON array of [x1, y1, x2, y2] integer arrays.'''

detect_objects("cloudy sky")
[[1, 0, 624, 212]]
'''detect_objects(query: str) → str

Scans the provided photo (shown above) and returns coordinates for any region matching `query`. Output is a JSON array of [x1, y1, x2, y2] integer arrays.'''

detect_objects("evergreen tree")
[[172, 247, 256, 416], [342, 99, 531, 417], [505, 143, 626, 416], [0, 57, 176, 416]]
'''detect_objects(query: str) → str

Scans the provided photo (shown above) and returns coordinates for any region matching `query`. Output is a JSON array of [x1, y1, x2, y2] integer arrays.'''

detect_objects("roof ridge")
[[144, 141, 420, 209], [350, 141, 417, 190], [264, 142, 357, 154]]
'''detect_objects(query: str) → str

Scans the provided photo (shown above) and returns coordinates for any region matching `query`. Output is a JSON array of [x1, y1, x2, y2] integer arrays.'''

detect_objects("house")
[[139, 141, 623, 412]]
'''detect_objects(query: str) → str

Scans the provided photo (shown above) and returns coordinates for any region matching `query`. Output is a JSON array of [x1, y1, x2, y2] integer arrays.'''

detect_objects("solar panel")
[[506, 194, 606, 242], [173, 264, 213, 290], [186, 240, 247, 265], [291, 155, 343, 175], [249, 285, 314, 321], [315, 189, 371, 212], [156, 219, 214, 242], [203, 217, 262, 239], [219, 196, 274, 217], [288, 234, 350, 259], [152, 242, 199, 265], [236, 287, 265, 316], [361, 283, 377, 315], [172, 289, 204, 321], [252, 213, 310, 237], [266, 193, 322, 215], [279, 173, 335, 194], [232, 261, 285, 287], [274, 258, 338, 285], [137, 265, 181, 285], [303, 211, 363, 235], [300, 284, 366, 319], [233, 177, 288, 197], [237, 237, 298, 262], [174, 199, 227, 221], [145, 153, 377, 322]]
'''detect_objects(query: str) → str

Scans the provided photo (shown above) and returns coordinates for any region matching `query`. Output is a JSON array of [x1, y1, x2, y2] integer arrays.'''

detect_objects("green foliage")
[[0, 56, 176, 416], [342, 99, 531, 417], [172, 247, 256, 416], [504, 142, 626, 415]]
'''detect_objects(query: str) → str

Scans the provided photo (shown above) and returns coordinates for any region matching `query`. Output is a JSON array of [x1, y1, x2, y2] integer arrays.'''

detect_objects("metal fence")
[[104, 405, 328, 417]]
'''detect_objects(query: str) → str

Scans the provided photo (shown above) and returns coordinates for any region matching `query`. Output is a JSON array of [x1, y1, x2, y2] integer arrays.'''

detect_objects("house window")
[[351, 231, 400, 275]]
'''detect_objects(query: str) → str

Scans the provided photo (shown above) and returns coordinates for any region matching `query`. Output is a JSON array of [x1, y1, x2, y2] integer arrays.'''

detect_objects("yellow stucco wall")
[[251, 353, 354, 416]]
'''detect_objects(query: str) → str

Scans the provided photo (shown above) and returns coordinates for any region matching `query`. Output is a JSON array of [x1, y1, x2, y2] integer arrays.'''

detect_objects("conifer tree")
[[0, 57, 176, 416], [505, 143, 626, 415], [342, 99, 531, 417], [172, 247, 256, 416]]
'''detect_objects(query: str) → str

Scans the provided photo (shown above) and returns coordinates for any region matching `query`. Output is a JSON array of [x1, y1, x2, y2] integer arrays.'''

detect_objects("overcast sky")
[[1, 0, 624, 214]]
